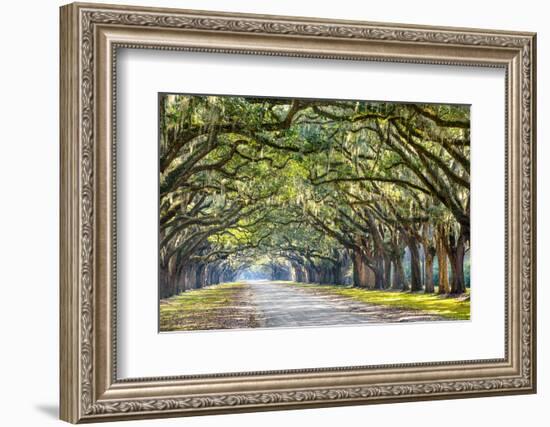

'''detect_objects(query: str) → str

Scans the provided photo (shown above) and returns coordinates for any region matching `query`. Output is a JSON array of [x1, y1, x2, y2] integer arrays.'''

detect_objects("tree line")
[[159, 94, 470, 298]]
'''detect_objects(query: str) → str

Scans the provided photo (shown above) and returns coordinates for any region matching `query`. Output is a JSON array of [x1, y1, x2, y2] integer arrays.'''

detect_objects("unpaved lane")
[[247, 281, 445, 328]]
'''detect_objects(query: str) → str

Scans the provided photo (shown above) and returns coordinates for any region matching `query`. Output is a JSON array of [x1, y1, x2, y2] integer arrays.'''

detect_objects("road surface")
[[247, 281, 444, 328]]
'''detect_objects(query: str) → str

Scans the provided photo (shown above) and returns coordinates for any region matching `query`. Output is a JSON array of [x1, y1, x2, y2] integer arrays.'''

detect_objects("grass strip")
[[160, 282, 253, 331], [288, 282, 470, 320]]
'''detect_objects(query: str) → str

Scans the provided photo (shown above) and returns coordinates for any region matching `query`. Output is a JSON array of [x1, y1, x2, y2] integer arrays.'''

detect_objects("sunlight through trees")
[[159, 95, 470, 298]]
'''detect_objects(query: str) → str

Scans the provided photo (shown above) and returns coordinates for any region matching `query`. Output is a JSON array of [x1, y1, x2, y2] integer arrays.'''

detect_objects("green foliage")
[[159, 94, 470, 294]]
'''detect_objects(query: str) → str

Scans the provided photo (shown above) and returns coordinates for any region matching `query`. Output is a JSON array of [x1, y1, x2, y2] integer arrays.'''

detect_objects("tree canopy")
[[159, 94, 470, 298]]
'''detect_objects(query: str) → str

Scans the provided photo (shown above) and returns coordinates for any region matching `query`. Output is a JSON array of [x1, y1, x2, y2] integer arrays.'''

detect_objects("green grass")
[[160, 282, 248, 331], [289, 282, 470, 320]]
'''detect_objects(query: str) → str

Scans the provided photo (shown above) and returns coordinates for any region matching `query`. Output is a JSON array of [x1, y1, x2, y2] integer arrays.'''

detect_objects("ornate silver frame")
[[60, 2, 537, 423]]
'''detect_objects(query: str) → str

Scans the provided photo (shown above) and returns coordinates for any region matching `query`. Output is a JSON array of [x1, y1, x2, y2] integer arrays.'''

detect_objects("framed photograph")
[[60, 2, 537, 423]]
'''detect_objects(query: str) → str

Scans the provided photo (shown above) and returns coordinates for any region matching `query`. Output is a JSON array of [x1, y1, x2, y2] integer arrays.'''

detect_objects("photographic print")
[[159, 94, 471, 332]]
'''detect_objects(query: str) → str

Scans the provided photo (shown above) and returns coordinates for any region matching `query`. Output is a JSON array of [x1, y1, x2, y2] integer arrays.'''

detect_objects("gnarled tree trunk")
[[424, 249, 435, 293], [353, 251, 370, 288], [407, 235, 422, 292], [448, 229, 467, 294], [383, 254, 392, 290], [436, 226, 450, 294]]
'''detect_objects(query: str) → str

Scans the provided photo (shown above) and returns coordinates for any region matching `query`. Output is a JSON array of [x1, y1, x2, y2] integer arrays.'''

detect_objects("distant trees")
[[159, 95, 470, 298]]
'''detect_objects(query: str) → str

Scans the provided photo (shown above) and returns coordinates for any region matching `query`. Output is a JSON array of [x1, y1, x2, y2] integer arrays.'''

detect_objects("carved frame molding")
[[60, 2, 536, 423]]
